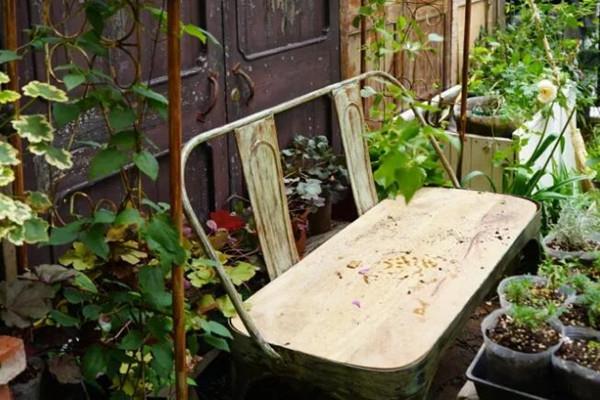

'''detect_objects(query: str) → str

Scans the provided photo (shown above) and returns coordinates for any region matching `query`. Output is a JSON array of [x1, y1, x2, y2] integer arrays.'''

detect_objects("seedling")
[[549, 195, 600, 252], [509, 303, 560, 331], [582, 284, 600, 327], [504, 279, 534, 304], [538, 258, 569, 289]]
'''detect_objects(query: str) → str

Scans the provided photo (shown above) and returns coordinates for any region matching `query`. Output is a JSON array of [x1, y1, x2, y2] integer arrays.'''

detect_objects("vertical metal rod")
[[3, 0, 27, 275], [458, 0, 473, 182], [167, 0, 187, 398]]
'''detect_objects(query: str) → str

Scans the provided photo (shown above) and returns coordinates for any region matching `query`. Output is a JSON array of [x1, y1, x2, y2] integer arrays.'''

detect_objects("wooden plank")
[[232, 188, 537, 370], [235, 117, 299, 279], [333, 83, 378, 215], [340, 0, 362, 79]]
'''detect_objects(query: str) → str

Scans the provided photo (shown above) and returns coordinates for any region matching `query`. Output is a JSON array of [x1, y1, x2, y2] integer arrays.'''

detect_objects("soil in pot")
[[560, 302, 600, 331], [552, 332, 600, 400], [543, 233, 600, 263], [482, 309, 563, 393]]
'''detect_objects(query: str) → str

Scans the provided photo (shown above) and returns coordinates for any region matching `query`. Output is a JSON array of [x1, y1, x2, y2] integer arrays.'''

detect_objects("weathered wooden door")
[[221, 0, 341, 194]]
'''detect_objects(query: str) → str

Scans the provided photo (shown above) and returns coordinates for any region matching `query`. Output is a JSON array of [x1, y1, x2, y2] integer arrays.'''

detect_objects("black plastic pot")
[[481, 309, 564, 393], [11, 357, 44, 400], [308, 197, 332, 235], [467, 346, 555, 400], [552, 328, 600, 400]]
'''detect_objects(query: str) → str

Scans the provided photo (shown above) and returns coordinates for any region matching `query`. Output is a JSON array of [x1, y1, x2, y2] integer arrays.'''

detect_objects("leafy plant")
[[504, 279, 535, 305], [538, 258, 569, 289], [548, 194, 600, 252], [508, 303, 561, 330], [282, 135, 349, 212], [582, 284, 600, 327]]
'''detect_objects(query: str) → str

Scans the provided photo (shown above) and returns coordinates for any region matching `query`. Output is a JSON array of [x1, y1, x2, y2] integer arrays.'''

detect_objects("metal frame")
[[182, 70, 407, 359]]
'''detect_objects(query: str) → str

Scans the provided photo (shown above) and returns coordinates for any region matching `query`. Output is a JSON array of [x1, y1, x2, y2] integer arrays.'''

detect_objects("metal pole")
[[458, 0, 473, 182], [166, 0, 187, 398], [3, 0, 27, 276]]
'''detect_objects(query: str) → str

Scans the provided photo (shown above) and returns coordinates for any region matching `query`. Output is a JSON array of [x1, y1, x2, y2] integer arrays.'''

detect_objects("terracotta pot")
[[454, 96, 520, 138], [292, 210, 310, 257]]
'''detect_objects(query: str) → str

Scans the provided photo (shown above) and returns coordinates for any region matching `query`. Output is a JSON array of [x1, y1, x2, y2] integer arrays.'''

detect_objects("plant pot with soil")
[[454, 96, 521, 138], [497, 275, 575, 309], [482, 307, 564, 392], [543, 195, 600, 262], [283, 135, 349, 237], [559, 285, 600, 333], [552, 329, 600, 400]]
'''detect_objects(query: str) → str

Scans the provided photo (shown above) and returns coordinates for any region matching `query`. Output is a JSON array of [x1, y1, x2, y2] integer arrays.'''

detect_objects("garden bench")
[[182, 71, 541, 400]]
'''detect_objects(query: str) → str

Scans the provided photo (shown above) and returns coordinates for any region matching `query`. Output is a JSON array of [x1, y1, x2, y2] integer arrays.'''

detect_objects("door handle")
[[232, 62, 255, 106], [197, 71, 219, 122]]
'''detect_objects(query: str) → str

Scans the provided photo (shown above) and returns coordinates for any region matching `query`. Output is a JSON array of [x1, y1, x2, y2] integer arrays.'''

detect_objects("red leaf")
[[209, 210, 245, 232]]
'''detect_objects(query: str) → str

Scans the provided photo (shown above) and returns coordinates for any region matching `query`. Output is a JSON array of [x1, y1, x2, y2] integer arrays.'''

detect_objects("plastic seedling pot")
[[497, 275, 575, 310], [481, 309, 564, 393], [542, 233, 600, 264], [467, 346, 555, 400], [552, 328, 600, 400]]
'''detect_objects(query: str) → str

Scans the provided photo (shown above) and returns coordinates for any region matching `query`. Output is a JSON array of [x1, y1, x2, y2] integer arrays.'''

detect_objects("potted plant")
[[559, 284, 600, 333], [497, 274, 574, 309], [543, 195, 600, 262], [453, 95, 521, 138], [482, 306, 564, 392], [552, 330, 600, 400], [0, 264, 76, 399], [282, 135, 349, 236]]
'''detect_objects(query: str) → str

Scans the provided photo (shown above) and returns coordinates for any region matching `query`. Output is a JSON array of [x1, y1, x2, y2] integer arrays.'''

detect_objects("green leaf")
[[0, 72, 9, 84], [114, 208, 143, 226], [63, 73, 86, 91], [0, 142, 20, 166], [225, 261, 257, 285], [108, 108, 136, 131], [94, 209, 116, 224], [0, 90, 21, 104], [22, 217, 49, 244], [82, 304, 101, 320], [12, 115, 54, 143], [200, 320, 232, 339], [132, 84, 168, 105], [22, 81, 68, 102], [396, 166, 426, 203], [0, 166, 14, 186], [89, 147, 128, 179], [150, 341, 173, 376], [60, 242, 97, 271], [77, 31, 108, 57], [109, 131, 137, 151], [80, 224, 109, 260], [216, 295, 236, 318], [0, 50, 21, 64], [373, 152, 408, 189], [143, 214, 186, 268], [53, 103, 80, 128], [203, 334, 230, 352], [25, 191, 52, 213], [182, 24, 207, 43], [82, 345, 107, 380], [74, 272, 98, 293], [50, 310, 79, 327], [118, 330, 145, 351], [133, 150, 159, 181], [139, 266, 171, 308], [49, 220, 85, 245]]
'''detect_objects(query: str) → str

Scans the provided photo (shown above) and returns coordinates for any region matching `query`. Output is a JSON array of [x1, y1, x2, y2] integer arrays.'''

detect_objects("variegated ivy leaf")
[[12, 115, 54, 143], [0, 194, 17, 220], [26, 191, 52, 213], [22, 81, 68, 103], [0, 221, 14, 239], [0, 90, 21, 104], [28, 142, 73, 170], [0, 142, 19, 166], [0, 166, 15, 186], [0, 71, 9, 84], [7, 217, 49, 245], [9, 200, 33, 225]]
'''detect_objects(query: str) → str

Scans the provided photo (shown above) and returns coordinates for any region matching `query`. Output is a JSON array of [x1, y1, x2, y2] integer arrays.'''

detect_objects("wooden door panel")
[[223, 0, 341, 195]]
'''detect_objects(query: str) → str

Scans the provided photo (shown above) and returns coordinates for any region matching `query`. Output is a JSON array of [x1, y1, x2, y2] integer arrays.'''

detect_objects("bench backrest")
[[234, 82, 377, 279]]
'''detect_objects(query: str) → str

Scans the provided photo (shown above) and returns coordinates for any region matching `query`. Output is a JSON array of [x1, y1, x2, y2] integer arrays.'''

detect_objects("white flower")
[[537, 79, 557, 104]]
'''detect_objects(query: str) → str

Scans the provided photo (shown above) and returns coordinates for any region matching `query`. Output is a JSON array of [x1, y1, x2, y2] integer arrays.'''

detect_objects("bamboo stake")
[[166, 1, 187, 398], [458, 0, 473, 182], [2, 0, 26, 277]]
